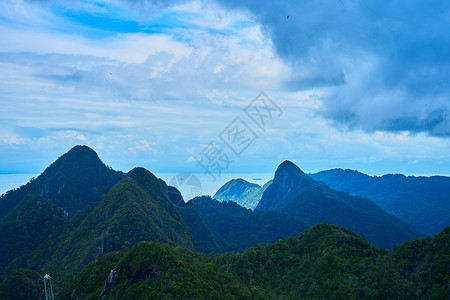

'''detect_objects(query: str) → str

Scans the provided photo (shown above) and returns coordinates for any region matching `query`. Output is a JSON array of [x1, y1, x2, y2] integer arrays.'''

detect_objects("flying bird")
[[287, 15, 289, 19]]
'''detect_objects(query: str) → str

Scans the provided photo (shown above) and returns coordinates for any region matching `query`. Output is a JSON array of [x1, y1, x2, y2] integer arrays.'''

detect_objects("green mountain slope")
[[310, 168, 450, 235], [213, 178, 271, 209], [0, 196, 66, 275], [257, 161, 422, 249], [0, 146, 122, 282], [0, 269, 43, 300], [0, 147, 206, 286], [40, 167, 197, 280], [64, 224, 449, 299], [225, 223, 449, 299], [68, 242, 263, 300], [0, 145, 123, 218]]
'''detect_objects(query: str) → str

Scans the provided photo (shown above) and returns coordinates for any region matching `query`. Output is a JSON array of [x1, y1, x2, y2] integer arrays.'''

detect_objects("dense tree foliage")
[[0, 269, 43, 300], [0, 196, 65, 278], [64, 224, 449, 299], [224, 224, 449, 299], [68, 242, 266, 299], [310, 168, 450, 235], [39, 167, 197, 281], [0, 153, 197, 283]]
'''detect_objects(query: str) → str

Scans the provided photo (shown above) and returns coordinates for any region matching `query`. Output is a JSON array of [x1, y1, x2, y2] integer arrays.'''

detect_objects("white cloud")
[[65, 130, 87, 141], [128, 139, 154, 153], [0, 0, 449, 176], [1, 135, 24, 145], [0, 25, 190, 63]]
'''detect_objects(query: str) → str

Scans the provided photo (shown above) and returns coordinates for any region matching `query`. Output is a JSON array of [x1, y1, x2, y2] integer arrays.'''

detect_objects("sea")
[[0, 174, 38, 196], [0, 173, 274, 201]]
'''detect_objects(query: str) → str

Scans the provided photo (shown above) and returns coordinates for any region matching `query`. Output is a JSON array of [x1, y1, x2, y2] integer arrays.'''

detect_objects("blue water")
[[0, 173, 274, 201], [155, 173, 274, 200], [0, 174, 38, 195]]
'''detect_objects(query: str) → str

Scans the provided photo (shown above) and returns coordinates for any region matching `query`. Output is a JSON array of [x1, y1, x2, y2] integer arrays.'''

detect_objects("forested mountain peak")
[[127, 166, 154, 179], [276, 160, 305, 174], [256, 160, 421, 249], [42, 145, 108, 178], [56, 144, 99, 162], [223, 178, 261, 189], [257, 160, 320, 211], [313, 168, 367, 178], [0, 145, 123, 218], [213, 178, 264, 210], [125, 167, 163, 195]]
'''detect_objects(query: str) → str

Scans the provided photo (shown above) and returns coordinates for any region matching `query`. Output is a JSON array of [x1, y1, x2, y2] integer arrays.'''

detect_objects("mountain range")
[[255, 161, 421, 249], [309, 168, 450, 236], [213, 164, 450, 239], [0, 145, 448, 299], [0, 147, 198, 281], [213, 161, 423, 249]]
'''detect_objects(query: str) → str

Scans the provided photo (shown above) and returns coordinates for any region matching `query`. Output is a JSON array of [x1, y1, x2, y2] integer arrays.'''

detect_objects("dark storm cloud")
[[212, 0, 450, 136], [122, 0, 450, 136]]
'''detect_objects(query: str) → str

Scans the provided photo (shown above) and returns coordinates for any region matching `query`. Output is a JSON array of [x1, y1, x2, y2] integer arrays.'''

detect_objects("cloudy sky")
[[1, 0, 449, 182]]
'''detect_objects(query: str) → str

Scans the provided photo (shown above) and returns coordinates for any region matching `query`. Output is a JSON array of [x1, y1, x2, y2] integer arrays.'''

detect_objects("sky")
[[1, 0, 449, 186]]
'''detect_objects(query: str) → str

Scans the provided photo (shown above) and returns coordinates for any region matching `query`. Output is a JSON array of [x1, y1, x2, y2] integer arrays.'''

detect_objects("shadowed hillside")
[[256, 161, 422, 249], [310, 168, 450, 235]]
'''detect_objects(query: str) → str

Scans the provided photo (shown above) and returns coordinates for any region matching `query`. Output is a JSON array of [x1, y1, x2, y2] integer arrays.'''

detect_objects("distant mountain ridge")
[[310, 168, 450, 235], [256, 160, 422, 249], [213, 178, 272, 209]]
